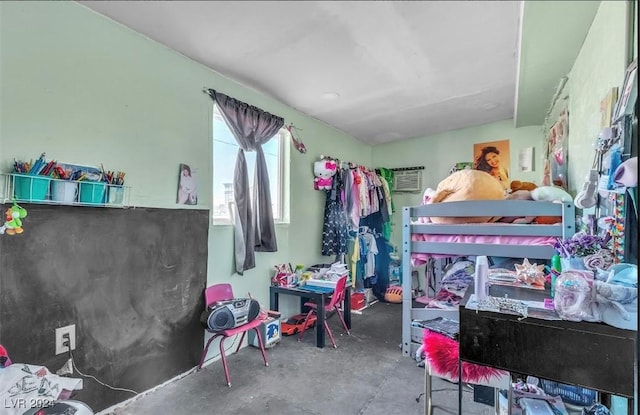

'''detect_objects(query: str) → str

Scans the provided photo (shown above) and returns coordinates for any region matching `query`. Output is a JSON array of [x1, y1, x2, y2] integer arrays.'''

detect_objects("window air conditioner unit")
[[392, 170, 422, 193]]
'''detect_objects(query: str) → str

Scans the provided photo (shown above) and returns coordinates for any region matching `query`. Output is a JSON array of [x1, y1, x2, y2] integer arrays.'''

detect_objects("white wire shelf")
[[0, 173, 131, 208]]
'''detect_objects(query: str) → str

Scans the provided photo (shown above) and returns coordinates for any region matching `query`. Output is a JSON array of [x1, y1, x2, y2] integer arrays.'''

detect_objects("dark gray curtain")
[[206, 89, 284, 274]]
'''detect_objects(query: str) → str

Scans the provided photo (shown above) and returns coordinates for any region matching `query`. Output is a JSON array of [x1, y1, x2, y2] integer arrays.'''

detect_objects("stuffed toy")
[[504, 181, 536, 222], [428, 169, 504, 224], [510, 180, 537, 192], [0, 202, 27, 235], [503, 183, 568, 225], [313, 159, 338, 190]]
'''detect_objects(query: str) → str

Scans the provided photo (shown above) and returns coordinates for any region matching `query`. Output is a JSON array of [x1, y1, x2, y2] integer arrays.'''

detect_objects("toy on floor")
[[281, 313, 317, 336], [384, 286, 402, 303], [0, 202, 27, 235]]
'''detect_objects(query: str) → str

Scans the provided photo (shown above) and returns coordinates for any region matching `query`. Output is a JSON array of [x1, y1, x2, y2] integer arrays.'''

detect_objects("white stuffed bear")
[[313, 159, 338, 190]]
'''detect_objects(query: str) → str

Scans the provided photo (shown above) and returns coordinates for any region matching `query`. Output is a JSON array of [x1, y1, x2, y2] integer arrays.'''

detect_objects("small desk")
[[459, 291, 636, 413], [269, 285, 351, 348]]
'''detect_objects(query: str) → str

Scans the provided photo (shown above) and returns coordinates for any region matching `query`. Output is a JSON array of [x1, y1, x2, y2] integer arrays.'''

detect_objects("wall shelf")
[[0, 173, 131, 208]]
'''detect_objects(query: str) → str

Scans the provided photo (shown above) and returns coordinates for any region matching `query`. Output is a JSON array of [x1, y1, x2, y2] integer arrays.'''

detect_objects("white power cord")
[[68, 349, 138, 395]]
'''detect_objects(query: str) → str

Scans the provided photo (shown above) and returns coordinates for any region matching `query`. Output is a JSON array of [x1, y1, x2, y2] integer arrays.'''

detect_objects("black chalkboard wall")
[[0, 204, 209, 412]]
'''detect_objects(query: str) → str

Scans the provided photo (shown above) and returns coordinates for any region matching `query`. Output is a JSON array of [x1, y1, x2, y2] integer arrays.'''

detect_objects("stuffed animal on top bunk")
[[503, 181, 573, 224], [427, 169, 505, 224]]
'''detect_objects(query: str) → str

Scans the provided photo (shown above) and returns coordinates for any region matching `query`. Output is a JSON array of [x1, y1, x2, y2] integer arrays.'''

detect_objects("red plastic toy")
[[281, 313, 317, 336]]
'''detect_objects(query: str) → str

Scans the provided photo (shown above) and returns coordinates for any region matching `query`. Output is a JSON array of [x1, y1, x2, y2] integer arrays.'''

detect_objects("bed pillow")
[[531, 186, 572, 203]]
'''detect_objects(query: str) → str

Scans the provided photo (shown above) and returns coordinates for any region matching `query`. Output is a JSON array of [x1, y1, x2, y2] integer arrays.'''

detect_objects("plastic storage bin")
[[51, 180, 78, 203], [540, 380, 597, 407], [79, 182, 107, 204], [13, 174, 51, 201]]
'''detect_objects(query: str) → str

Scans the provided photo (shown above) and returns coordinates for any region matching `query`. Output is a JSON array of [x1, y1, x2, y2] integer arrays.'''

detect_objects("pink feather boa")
[[423, 329, 507, 384]]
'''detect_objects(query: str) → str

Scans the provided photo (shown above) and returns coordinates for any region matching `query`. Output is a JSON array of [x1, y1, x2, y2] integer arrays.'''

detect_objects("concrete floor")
[[103, 302, 497, 415]]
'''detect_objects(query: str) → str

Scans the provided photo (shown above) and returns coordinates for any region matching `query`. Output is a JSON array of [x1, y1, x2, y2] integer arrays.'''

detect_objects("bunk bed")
[[401, 199, 575, 357]]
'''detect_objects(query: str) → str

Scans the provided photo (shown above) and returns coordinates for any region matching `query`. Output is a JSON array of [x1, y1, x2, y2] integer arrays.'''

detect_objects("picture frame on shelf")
[[612, 59, 637, 123]]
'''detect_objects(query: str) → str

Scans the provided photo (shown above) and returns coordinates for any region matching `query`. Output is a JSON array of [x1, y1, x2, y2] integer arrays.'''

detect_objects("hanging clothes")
[[362, 230, 378, 279], [360, 211, 391, 301], [377, 168, 395, 240], [321, 167, 349, 256]]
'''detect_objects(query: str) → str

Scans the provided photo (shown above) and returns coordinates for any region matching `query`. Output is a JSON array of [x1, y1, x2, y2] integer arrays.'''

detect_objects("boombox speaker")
[[200, 298, 260, 332]]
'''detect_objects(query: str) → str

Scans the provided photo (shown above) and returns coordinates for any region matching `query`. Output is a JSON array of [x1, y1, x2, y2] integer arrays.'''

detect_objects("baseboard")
[[95, 365, 200, 414]]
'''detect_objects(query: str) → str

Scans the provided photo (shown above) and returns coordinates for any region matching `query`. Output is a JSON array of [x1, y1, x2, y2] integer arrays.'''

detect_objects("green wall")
[[0, 1, 371, 316], [564, 0, 629, 195], [372, 119, 543, 249]]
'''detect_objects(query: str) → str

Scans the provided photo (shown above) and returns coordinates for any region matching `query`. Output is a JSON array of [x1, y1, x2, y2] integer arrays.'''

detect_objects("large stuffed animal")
[[428, 169, 504, 224]]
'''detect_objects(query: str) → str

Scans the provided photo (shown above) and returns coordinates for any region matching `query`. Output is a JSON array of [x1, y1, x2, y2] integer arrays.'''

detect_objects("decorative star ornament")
[[514, 258, 546, 286]]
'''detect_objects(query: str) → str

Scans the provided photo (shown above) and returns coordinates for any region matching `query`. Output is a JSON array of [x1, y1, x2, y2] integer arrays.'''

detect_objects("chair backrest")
[[327, 275, 348, 309], [204, 283, 234, 308]]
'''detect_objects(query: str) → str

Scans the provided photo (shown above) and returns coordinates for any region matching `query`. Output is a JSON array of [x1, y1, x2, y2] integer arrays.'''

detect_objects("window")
[[212, 105, 287, 224]]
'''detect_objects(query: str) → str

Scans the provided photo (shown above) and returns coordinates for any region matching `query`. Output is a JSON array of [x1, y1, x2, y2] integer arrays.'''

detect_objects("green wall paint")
[[1, 0, 633, 317], [565, 1, 628, 195], [516, 1, 600, 127], [372, 119, 543, 249], [0, 1, 372, 312]]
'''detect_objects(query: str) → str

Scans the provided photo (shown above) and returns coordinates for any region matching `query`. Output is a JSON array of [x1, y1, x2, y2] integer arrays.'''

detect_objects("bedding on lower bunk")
[[415, 259, 475, 309], [414, 257, 536, 310]]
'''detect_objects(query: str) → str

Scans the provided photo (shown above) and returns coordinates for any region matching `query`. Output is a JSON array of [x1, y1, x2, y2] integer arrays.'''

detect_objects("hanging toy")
[[0, 202, 28, 235], [313, 156, 337, 190], [286, 123, 307, 154]]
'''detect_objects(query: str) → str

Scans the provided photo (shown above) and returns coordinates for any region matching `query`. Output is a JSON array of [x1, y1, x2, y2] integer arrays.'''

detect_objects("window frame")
[[211, 106, 288, 226]]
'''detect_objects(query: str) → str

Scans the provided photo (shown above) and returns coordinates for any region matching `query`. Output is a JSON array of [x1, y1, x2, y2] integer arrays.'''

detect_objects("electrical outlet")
[[55, 324, 76, 355]]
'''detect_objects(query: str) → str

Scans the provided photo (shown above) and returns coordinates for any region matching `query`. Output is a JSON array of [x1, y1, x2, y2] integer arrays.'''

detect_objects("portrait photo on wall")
[[473, 139, 511, 189], [177, 163, 198, 205]]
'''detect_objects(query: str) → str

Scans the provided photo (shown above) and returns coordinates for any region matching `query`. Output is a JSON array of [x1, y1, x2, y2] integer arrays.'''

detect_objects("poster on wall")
[[177, 163, 198, 205], [473, 139, 511, 189], [600, 87, 618, 129], [543, 110, 568, 189]]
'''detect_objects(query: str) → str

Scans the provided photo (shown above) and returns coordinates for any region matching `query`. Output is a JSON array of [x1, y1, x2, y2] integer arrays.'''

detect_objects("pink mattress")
[[410, 233, 557, 266]]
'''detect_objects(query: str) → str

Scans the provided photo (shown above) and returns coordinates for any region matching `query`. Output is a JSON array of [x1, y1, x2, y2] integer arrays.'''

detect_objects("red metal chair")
[[298, 275, 350, 348], [196, 284, 268, 386]]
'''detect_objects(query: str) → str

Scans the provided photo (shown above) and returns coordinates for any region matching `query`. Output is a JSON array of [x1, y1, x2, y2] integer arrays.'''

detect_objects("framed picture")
[[612, 59, 637, 123]]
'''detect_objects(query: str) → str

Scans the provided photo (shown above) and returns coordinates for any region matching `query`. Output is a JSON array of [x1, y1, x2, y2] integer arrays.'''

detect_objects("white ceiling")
[[80, 1, 521, 145]]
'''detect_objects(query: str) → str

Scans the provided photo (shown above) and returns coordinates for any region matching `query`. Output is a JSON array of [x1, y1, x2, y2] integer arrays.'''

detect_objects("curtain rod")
[[389, 166, 424, 171], [202, 87, 285, 121]]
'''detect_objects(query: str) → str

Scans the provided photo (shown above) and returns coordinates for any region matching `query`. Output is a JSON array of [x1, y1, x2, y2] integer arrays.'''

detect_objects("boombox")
[[201, 298, 260, 332]]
